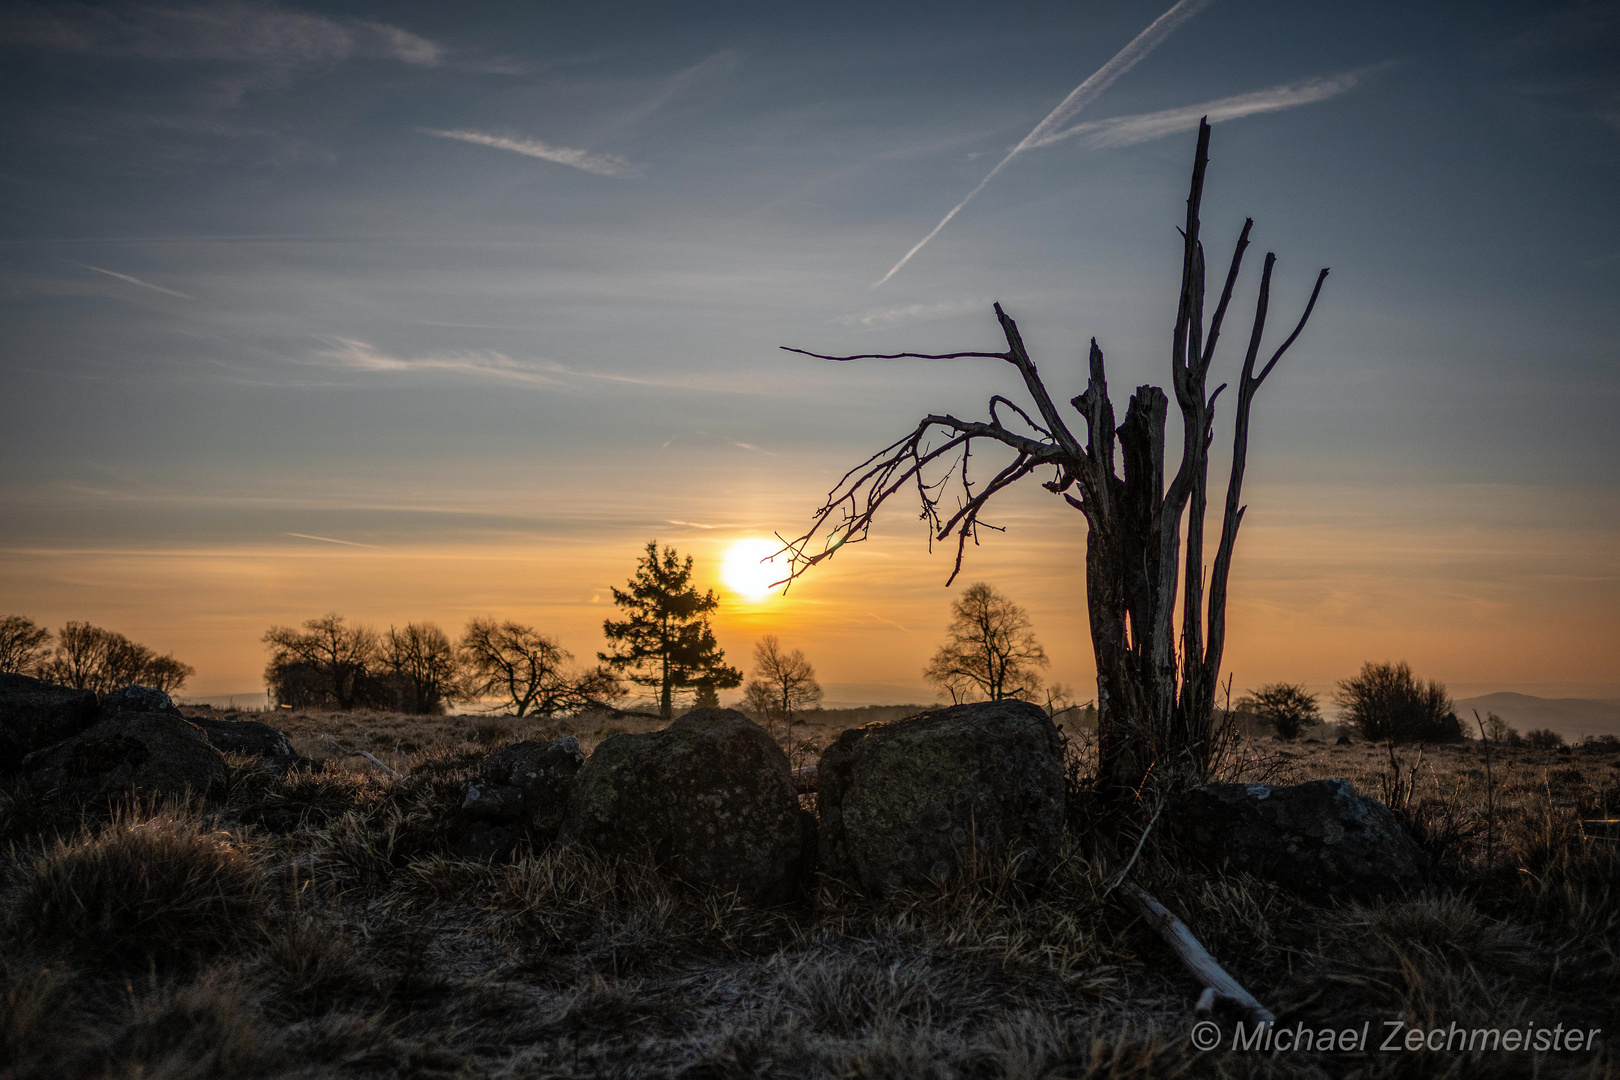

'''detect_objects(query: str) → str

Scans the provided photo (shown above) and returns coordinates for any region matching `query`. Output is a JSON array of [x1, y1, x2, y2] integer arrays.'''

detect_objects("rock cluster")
[[559, 709, 809, 901], [0, 673, 98, 772], [816, 699, 1065, 895], [21, 685, 227, 801], [1171, 778, 1426, 900]]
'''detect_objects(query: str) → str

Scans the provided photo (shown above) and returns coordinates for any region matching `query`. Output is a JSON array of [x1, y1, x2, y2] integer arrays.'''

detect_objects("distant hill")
[[1454, 692, 1620, 742]]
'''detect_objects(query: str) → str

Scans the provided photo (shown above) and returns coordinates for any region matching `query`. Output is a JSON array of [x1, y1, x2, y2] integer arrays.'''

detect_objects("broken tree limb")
[[324, 740, 404, 780], [1121, 882, 1275, 1024]]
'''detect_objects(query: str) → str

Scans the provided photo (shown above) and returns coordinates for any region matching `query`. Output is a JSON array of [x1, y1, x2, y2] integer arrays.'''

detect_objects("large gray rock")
[[0, 673, 98, 772], [480, 736, 584, 834], [1171, 779, 1426, 901], [816, 699, 1065, 896], [559, 709, 806, 901], [24, 702, 228, 802]]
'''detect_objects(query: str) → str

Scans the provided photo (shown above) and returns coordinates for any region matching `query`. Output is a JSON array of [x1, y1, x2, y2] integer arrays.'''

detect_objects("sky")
[[1, 0, 1616, 708]]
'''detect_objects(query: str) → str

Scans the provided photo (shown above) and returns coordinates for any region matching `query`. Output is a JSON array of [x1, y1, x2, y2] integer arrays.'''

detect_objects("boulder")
[[1171, 779, 1426, 901], [0, 673, 98, 772], [189, 715, 313, 771], [480, 736, 584, 834], [816, 699, 1065, 896], [559, 709, 805, 901], [101, 684, 184, 719], [461, 778, 525, 823], [24, 703, 228, 802]]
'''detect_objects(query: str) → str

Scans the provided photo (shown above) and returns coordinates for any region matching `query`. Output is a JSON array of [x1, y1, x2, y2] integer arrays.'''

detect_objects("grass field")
[[1, 705, 1616, 1078]]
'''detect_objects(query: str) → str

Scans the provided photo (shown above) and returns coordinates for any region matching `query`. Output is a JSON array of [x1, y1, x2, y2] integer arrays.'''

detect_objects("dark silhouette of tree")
[[460, 617, 617, 717], [778, 120, 1327, 793], [0, 616, 52, 676], [924, 582, 1048, 703], [40, 621, 194, 697], [743, 635, 822, 760], [600, 541, 742, 721], [381, 622, 462, 714], [262, 613, 377, 711], [1236, 682, 1320, 740], [1335, 661, 1461, 744]]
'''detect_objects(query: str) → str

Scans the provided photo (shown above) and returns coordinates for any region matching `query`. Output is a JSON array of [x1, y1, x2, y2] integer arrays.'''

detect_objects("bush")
[[1334, 661, 1462, 743], [9, 808, 263, 968], [1235, 682, 1320, 740], [1525, 728, 1565, 750]]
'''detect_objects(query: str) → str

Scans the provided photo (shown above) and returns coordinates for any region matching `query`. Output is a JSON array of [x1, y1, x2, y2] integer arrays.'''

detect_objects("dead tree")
[[780, 119, 1327, 793]]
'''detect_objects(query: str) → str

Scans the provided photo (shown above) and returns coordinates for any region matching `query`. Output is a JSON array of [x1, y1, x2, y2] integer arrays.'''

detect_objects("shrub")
[[1525, 728, 1565, 750], [1235, 682, 1320, 740], [9, 808, 263, 968], [1334, 661, 1462, 743]]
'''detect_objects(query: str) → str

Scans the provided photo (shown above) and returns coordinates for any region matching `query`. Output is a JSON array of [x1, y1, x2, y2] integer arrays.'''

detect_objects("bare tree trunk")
[[781, 119, 1327, 795]]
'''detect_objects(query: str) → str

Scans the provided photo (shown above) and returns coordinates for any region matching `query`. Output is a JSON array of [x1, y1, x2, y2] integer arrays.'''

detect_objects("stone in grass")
[[0, 673, 99, 772], [24, 689, 228, 802], [189, 715, 314, 772], [816, 699, 1066, 896], [480, 736, 585, 834], [1171, 778, 1426, 901], [559, 709, 806, 901]]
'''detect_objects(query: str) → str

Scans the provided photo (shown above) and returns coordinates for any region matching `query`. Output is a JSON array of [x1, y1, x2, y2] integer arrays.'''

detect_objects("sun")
[[721, 538, 788, 601]]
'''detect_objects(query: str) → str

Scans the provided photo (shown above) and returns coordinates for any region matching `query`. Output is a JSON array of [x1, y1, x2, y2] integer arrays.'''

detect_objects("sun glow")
[[721, 538, 789, 601]]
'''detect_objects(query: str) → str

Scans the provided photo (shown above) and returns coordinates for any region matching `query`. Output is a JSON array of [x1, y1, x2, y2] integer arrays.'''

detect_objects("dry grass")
[[0, 712, 1613, 1076]]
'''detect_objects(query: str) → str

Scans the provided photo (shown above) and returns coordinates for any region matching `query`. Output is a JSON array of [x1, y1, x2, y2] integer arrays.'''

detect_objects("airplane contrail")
[[80, 263, 193, 299], [871, 0, 1212, 289]]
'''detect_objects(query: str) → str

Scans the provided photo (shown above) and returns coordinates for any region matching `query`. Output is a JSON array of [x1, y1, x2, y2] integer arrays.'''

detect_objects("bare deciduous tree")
[[924, 582, 1049, 704], [263, 613, 377, 711], [743, 635, 822, 761], [40, 621, 194, 697], [1235, 682, 1320, 740], [382, 622, 461, 714], [779, 120, 1327, 792], [0, 616, 53, 676], [461, 617, 618, 718]]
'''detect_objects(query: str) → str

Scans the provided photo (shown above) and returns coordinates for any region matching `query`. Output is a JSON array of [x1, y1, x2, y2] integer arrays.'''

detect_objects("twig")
[[1121, 883, 1275, 1024], [1098, 801, 1163, 902]]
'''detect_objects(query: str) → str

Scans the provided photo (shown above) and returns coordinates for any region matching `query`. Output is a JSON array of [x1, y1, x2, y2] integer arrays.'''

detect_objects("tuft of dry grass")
[[7, 804, 264, 969]]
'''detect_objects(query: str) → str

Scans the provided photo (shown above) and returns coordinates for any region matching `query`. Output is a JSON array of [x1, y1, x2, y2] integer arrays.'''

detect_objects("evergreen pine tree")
[[600, 541, 742, 720]]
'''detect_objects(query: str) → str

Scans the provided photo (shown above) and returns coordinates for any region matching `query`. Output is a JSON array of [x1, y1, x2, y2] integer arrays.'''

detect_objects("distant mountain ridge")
[[1453, 692, 1620, 741]]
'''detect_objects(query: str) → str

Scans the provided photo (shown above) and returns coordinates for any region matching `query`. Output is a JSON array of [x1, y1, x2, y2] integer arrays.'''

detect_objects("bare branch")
[[1254, 266, 1330, 386], [779, 346, 1007, 362]]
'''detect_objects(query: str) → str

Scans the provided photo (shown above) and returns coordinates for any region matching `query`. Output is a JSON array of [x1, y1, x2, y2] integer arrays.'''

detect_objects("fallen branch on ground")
[[1121, 882, 1275, 1024], [323, 740, 404, 779]]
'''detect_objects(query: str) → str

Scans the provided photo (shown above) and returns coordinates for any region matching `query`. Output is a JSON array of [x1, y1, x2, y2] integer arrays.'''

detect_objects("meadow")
[[1, 704, 1616, 1078]]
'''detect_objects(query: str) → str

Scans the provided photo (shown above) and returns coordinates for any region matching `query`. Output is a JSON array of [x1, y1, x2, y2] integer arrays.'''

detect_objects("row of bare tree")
[[0, 615, 193, 696], [262, 614, 617, 716]]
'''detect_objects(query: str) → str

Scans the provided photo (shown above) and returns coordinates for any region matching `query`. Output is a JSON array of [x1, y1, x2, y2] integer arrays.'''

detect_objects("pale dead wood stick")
[[1122, 882, 1275, 1024], [324, 740, 404, 780]]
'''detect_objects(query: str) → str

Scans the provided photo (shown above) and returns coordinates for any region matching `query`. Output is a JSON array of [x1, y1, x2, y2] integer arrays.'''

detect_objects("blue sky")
[[1, 0, 1616, 702]]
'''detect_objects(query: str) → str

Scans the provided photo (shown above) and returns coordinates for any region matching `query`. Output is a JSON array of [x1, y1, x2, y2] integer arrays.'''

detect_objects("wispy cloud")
[[284, 532, 379, 548], [872, 0, 1211, 288], [79, 263, 193, 299], [666, 519, 735, 530], [422, 128, 640, 178], [1029, 71, 1365, 151], [0, 2, 440, 66], [315, 339, 556, 384], [840, 299, 983, 330]]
